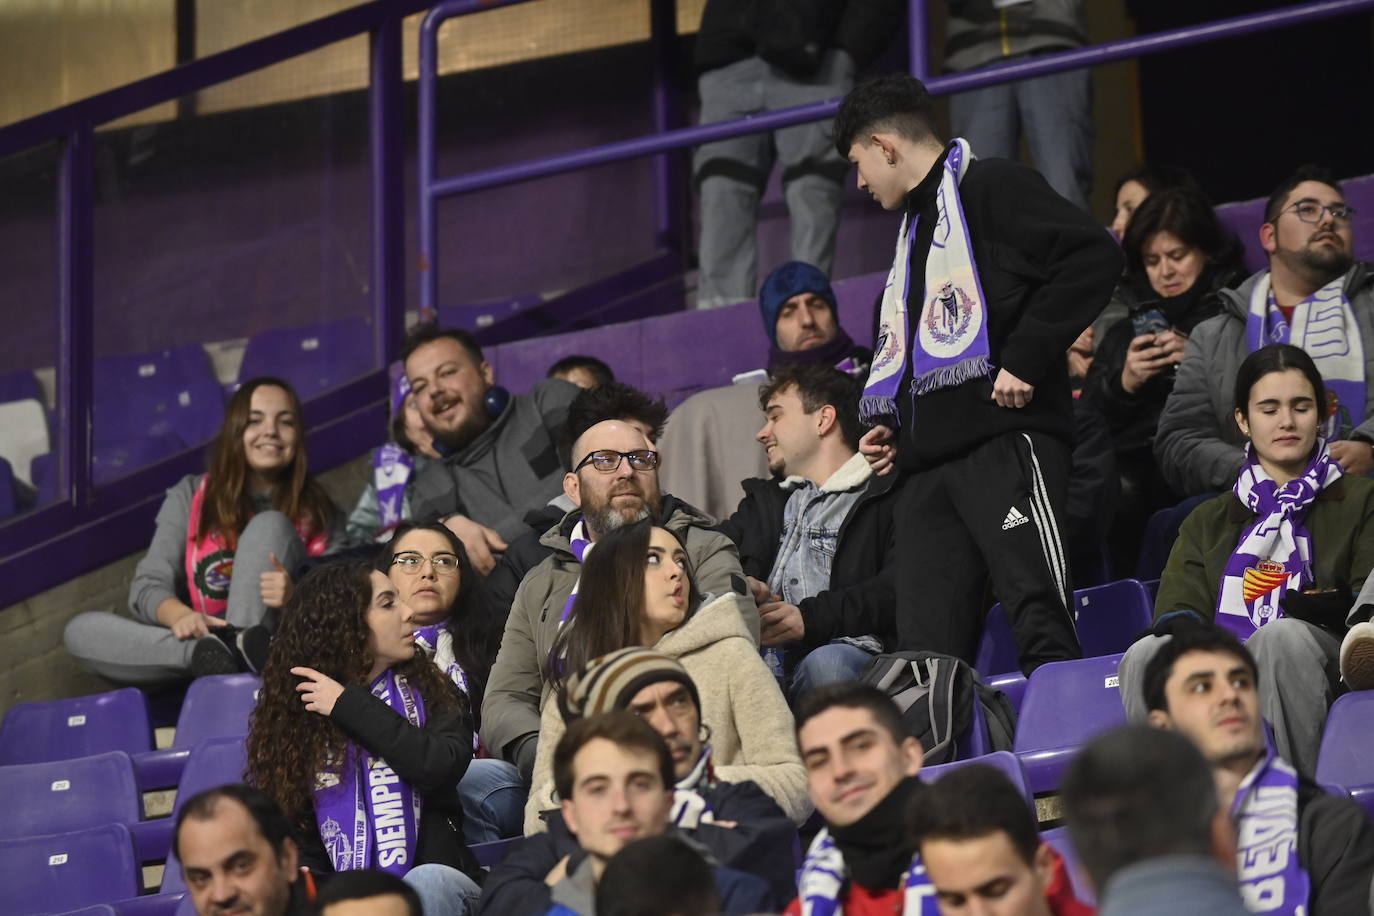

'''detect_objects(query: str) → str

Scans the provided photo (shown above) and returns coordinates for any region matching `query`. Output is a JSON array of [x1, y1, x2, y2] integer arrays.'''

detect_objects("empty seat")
[[1316, 691, 1374, 818], [0, 688, 153, 766], [0, 823, 140, 915], [1039, 826, 1095, 905], [160, 735, 250, 893], [237, 318, 375, 400], [0, 751, 141, 841], [174, 673, 261, 749], [977, 579, 1152, 677], [1013, 654, 1127, 795], [920, 750, 1033, 812]]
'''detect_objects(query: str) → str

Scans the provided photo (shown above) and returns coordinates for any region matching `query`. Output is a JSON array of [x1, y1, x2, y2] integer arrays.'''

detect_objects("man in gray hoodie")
[[1156, 165, 1374, 496]]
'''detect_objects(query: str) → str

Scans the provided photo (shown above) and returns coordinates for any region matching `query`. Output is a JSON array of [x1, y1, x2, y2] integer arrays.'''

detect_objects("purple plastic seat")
[[470, 836, 524, 868], [1039, 826, 1096, 905], [986, 670, 1028, 716], [237, 318, 375, 399], [175, 674, 260, 749], [0, 455, 17, 519], [1316, 691, 1374, 818], [1012, 653, 1127, 795], [920, 750, 1033, 813], [0, 823, 140, 914], [0, 369, 41, 405], [31, 452, 57, 507], [0, 688, 153, 766], [0, 751, 141, 840], [160, 736, 250, 893], [977, 579, 1152, 677]]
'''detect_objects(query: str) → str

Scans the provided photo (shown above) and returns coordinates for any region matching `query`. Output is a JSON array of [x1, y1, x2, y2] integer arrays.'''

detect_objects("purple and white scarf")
[[1217, 442, 1342, 640], [1246, 274, 1365, 441], [313, 670, 425, 877], [372, 443, 415, 538], [797, 831, 938, 916], [861, 139, 991, 427], [414, 625, 478, 751], [1230, 749, 1311, 914], [557, 520, 595, 627]]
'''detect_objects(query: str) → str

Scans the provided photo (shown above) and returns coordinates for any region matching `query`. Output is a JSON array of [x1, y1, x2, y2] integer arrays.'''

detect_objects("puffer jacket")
[[479, 499, 756, 773], [1154, 263, 1374, 496], [524, 592, 811, 833], [944, 0, 1087, 72]]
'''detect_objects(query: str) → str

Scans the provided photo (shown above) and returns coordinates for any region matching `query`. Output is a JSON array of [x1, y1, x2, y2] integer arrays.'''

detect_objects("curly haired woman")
[[246, 559, 482, 915]]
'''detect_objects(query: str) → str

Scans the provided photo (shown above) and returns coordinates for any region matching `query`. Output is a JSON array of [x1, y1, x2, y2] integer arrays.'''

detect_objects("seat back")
[[1039, 826, 1096, 905], [1013, 654, 1127, 794], [920, 750, 1034, 813], [0, 688, 153, 765], [237, 318, 375, 399], [0, 823, 140, 914], [0, 751, 141, 840], [174, 674, 261, 749], [161, 736, 250, 893], [1316, 691, 1374, 817], [976, 580, 1152, 676]]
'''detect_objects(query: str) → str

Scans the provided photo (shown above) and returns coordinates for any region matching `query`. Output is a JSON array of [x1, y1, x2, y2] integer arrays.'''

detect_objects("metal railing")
[[3, 0, 1374, 610]]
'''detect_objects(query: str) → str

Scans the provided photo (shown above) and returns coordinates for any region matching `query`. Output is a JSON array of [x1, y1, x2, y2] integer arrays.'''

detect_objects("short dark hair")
[[1142, 624, 1259, 715], [795, 682, 910, 745], [1232, 343, 1327, 419], [567, 381, 670, 447], [554, 710, 676, 802], [833, 74, 940, 158], [1113, 163, 1199, 199], [1264, 164, 1343, 223], [907, 764, 1040, 866], [1122, 187, 1242, 278], [548, 355, 616, 388], [316, 869, 422, 916], [173, 784, 294, 863], [759, 364, 863, 451], [400, 323, 485, 368], [1061, 726, 1219, 891], [596, 836, 721, 916]]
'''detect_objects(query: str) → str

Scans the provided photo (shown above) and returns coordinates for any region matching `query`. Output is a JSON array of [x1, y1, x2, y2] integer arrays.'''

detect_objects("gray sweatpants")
[[64, 511, 308, 685], [1118, 618, 1342, 777], [694, 51, 854, 310]]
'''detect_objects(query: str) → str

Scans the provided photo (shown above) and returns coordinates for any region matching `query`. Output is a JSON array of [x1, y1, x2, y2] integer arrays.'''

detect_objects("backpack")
[[858, 650, 1017, 765]]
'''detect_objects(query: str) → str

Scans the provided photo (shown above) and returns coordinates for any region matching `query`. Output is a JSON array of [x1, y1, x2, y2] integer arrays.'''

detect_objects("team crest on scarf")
[[920, 281, 979, 352], [320, 816, 352, 865], [193, 550, 234, 601], [1242, 561, 1288, 606]]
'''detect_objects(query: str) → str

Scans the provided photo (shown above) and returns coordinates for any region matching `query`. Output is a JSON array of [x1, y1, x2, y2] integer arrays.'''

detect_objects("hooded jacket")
[[1154, 263, 1374, 496], [524, 592, 811, 832], [479, 498, 756, 774]]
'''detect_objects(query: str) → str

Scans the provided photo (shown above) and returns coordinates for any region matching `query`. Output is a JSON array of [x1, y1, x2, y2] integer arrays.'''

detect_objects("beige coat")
[[523, 592, 811, 833]]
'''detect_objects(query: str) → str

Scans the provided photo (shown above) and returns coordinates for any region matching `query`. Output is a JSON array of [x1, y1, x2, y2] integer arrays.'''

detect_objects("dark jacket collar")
[[903, 142, 955, 215]]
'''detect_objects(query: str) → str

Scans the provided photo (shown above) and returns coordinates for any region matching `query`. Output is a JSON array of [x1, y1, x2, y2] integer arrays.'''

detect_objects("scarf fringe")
[[910, 356, 991, 397], [859, 395, 898, 427]]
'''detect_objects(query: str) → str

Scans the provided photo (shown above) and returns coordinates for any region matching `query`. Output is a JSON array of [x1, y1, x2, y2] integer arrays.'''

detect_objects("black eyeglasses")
[[573, 449, 659, 473], [1282, 201, 1356, 224]]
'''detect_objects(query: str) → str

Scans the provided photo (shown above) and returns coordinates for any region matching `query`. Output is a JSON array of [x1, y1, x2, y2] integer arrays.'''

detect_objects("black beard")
[[1292, 240, 1353, 284]]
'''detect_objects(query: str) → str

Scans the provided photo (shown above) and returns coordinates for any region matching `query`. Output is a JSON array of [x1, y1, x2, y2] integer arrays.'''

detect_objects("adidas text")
[[1001, 507, 1029, 531]]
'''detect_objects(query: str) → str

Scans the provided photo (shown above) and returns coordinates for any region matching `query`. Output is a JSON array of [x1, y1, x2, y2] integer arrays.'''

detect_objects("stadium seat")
[[0, 823, 140, 915], [0, 688, 153, 766], [0, 369, 40, 404], [1012, 654, 1127, 795], [1315, 691, 1374, 818], [470, 837, 525, 868], [136, 674, 261, 789], [0, 751, 141, 841], [0, 455, 17, 519], [159, 735, 250, 893], [1040, 825, 1095, 905], [920, 750, 1033, 813], [31, 451, 56, 507], [237, 318, 375, 399], [976, 579, 1152, 677], [986, 670, 1028, 716]]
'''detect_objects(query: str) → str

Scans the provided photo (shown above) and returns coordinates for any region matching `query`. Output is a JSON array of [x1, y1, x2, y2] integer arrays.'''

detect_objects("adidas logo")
[[1001, 507, 1029, 531]]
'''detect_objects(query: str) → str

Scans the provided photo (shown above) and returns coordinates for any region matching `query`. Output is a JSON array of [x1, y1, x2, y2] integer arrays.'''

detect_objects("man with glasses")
[[1158, 165, 1374, 497], [481, 419, 754, 787]]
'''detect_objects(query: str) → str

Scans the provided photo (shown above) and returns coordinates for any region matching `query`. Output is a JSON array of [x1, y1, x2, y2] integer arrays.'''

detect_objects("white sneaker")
[[1340, 621, 1374, 691]]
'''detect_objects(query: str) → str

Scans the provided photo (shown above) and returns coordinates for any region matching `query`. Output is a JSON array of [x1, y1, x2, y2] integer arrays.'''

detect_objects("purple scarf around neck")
[[768, 328, 859, 370], [373, 443, 415, 536], [1230, 748, 1311, 914], [313, 670, 425, 877]]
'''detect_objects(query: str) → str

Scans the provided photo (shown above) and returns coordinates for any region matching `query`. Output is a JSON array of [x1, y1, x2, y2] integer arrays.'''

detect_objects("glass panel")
[[90, 38, 375, 487], [0, 142, 61, 521]]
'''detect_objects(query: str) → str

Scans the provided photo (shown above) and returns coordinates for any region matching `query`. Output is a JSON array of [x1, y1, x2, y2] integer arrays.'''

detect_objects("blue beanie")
[[759, 261, 837, 346]]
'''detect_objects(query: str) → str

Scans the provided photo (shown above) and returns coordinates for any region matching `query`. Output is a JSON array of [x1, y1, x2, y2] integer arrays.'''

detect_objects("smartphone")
[[1131, 307, 1170, 338]]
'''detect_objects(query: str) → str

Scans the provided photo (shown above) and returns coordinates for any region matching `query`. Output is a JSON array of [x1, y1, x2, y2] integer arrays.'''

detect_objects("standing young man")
[[833, 74, 1122, 674]]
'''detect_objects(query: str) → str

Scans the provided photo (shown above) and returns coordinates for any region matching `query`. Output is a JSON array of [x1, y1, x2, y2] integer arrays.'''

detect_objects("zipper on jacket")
[[1000, 9, 1011, 57]]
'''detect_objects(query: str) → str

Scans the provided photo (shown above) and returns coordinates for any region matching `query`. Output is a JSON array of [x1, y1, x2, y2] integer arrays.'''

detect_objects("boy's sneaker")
[[1339, 621, 1374, 691], [237, 625, 273, 675], [191, 634, 244, 677]]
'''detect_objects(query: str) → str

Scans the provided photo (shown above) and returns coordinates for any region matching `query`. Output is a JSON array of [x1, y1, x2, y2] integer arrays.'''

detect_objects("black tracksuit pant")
[[893, 430, 1082, 675]]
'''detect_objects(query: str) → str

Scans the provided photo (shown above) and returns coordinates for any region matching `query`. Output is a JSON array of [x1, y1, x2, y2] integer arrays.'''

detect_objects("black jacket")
[[1297, 778, 1374, 916], [297, 682, 481, 883], [719, 470, 898, 650], [890, 149, 1123, 470], [694, 0, 904, 76]]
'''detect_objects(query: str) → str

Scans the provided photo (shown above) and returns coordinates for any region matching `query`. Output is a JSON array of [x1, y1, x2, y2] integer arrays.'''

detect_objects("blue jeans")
[[790, 641, 874, 702], [404, 863, 481, 916], [458, 758, 526, 844]]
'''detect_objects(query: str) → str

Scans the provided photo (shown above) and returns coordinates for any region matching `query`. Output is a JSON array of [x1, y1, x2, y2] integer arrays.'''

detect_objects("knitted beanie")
[[389, 363, 412, 417], [559, 647, 701, 721], [758, 261, 837, 346]]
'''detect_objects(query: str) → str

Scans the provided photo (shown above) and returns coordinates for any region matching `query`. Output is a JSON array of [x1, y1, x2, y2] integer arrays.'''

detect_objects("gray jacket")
[[410, 378, 579, 542], [944, 0, 1086, 73], [1154, 263, 1374, 496], [1099, 855, 1251, 916]]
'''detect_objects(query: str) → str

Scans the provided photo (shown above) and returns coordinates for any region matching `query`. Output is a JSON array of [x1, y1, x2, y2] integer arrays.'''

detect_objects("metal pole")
[[57, 126, 95, 507], [909, 0, 929, 80], [418, 9, 441, 316], [370, 18, 405, 366], [649, 0, 685, 254]]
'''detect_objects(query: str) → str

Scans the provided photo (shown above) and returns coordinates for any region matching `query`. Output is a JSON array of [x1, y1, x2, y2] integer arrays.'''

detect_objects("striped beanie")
[[559, 647, 701, 722]]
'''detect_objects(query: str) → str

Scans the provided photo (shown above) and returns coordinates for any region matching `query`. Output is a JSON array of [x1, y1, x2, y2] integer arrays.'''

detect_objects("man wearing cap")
[[659, 260, 872, 521]]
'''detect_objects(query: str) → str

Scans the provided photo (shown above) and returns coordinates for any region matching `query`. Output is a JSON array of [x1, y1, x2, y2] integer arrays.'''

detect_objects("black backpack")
[[858, 650, 1017, 765]]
